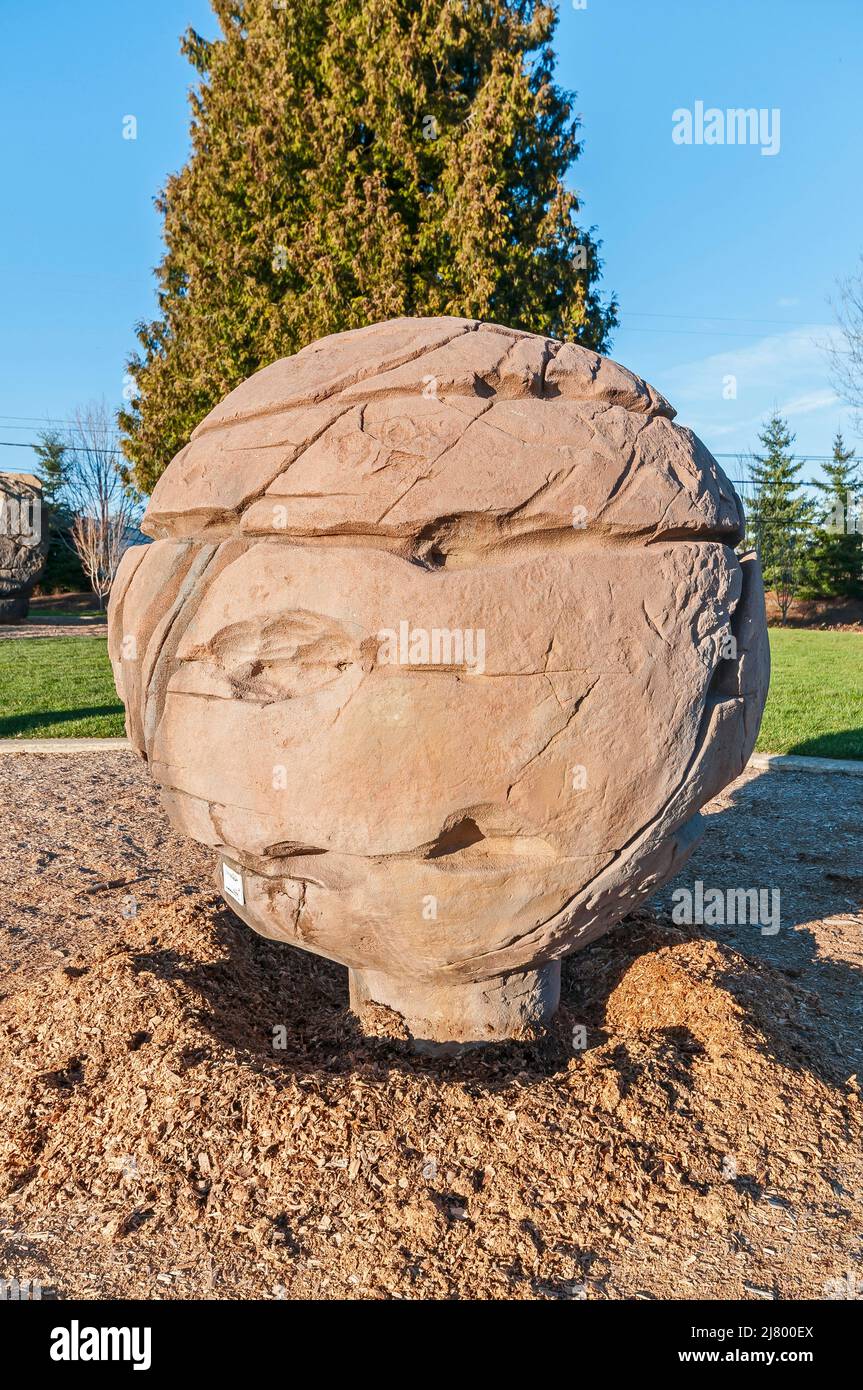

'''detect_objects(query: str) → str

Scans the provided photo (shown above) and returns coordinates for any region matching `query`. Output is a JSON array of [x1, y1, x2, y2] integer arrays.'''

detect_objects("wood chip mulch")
[[0, 894, 860, 1301]]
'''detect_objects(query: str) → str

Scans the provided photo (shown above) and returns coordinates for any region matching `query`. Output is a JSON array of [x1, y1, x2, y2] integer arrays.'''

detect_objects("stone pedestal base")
[[0, 585, 33, 623], [349, 962, 561, 1052]]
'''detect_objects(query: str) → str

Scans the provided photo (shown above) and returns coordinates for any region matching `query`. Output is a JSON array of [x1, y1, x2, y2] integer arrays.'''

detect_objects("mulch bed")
[[0, 754, 860, 1300]]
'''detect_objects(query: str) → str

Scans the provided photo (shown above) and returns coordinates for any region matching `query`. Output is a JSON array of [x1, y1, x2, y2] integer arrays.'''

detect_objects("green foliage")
[[119, 0, 618, 492], [37, 545, 88, 596], [746, 414, 815, 623], [31, 428, 88, 594], [31, 428, 69, 516], [802, 431, 863, 599]]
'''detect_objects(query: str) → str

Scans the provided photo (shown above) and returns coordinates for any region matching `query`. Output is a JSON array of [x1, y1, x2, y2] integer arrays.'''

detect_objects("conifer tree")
[[119, 0, 617, 491], [31, 428, 87, 593], [746, 414, 814, 624], [805, 431, 863, 599], [32, 429, 69, 517]]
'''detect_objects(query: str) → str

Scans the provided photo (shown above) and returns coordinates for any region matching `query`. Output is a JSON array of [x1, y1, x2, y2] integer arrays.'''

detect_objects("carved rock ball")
[[109, 317, 769, 1010]]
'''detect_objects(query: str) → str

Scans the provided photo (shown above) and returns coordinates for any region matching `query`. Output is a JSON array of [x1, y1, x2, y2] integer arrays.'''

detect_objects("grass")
[[0, 638, 125, 738], [755, 628, 863, 760], [0, 629, 859, 757]]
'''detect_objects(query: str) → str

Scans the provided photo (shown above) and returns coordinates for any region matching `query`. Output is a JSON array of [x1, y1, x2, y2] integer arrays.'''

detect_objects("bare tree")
[[770, 536, 805, 626], [64, 402, 141, 609], [828, 256, 863, 423]]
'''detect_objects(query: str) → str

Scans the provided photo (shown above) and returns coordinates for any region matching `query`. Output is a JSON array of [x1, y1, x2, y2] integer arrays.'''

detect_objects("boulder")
[[0, 473, 48, 622], [109, 318, 769, 1049]]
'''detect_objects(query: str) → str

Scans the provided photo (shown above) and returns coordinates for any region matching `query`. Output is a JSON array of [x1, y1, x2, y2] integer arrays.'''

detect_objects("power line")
[[623, 310, 825, 328], [618, 325, 841, 341], [714, 453, 838, 462], [0, 414, 104, 426], [0, 440, 124, 455], [0, 417, 121, 436], [0, 423, 121, 437]]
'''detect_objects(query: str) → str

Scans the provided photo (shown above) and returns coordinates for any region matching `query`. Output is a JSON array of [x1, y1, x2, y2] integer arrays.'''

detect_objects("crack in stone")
[[191, 323, 480, 440], [375, 399, 496, 526], [504, 676, 600, 799]]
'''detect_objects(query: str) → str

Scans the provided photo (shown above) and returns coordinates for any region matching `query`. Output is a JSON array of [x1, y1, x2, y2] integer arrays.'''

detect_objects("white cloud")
[[651, 326, 854, 462], [778, 388, 840, 416]]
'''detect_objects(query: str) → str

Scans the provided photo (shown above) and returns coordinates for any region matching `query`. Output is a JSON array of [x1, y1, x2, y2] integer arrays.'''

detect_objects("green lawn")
[[755, 628, 862, 760], [0, 629, 859, 756], [0, 638, 125, 738]]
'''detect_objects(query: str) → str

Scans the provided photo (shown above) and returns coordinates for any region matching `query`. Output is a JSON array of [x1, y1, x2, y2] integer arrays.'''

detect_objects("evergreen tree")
[[805, 431, 863, 599], [31, 428, 87, 594], [119, 0, 618, 492], [32, 429, 69, 518], [746, 414, 814, 624]]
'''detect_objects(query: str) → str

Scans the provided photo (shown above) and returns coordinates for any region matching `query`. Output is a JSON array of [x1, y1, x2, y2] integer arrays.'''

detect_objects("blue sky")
[[1, 0, 861, 484]]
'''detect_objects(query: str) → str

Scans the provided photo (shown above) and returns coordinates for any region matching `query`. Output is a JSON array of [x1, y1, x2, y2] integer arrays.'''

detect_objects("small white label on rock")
[[222, 862, 245, 905]]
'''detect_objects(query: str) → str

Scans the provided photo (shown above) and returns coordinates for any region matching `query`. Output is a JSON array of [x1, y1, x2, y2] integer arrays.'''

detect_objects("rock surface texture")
[[109, 317, 769, 1048], [0, 473, 47, 622]]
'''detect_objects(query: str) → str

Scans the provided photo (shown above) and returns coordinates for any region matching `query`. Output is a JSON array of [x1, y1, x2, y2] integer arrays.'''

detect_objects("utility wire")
[[0, 440, 124, 455]]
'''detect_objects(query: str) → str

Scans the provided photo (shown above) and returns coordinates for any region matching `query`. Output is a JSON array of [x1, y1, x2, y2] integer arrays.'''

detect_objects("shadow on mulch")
[[123, 890, 861, 1096]]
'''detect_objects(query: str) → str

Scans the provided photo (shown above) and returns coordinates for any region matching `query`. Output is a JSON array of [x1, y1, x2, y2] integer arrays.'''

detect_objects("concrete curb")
[[748, 751, 863, 776], [0, 737, 132, 753]]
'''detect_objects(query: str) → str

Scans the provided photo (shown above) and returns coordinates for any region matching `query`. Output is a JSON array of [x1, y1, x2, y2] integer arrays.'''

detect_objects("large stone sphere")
[[109, 317, 769, 1048]]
